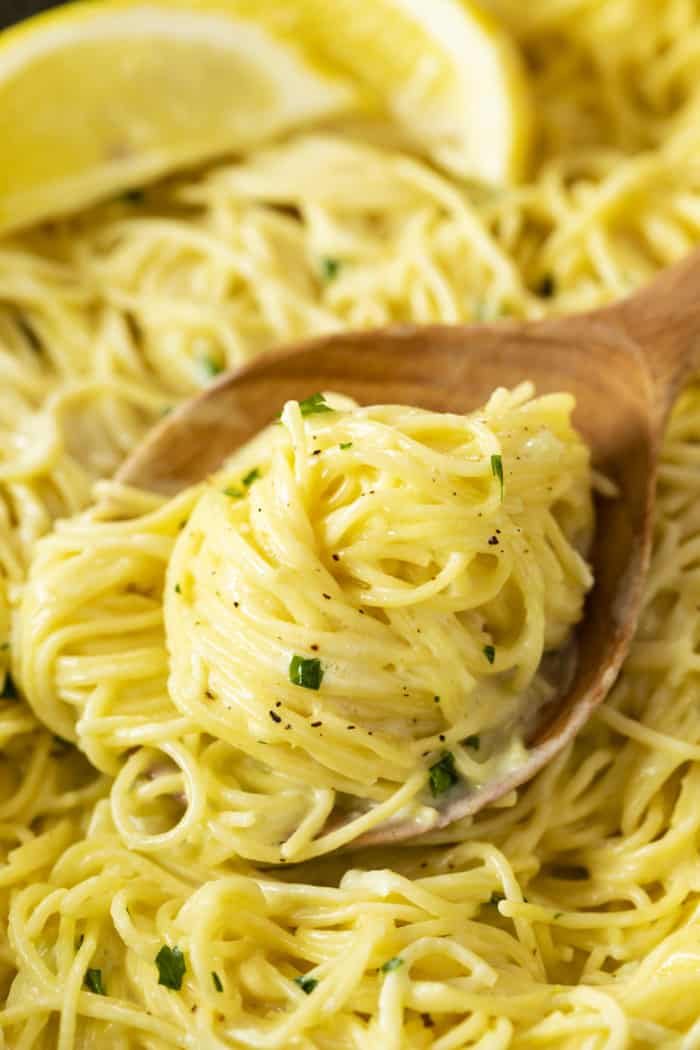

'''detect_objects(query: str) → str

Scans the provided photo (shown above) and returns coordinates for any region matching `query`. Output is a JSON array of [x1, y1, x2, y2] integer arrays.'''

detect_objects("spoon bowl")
[[119, 247, 700, 846]]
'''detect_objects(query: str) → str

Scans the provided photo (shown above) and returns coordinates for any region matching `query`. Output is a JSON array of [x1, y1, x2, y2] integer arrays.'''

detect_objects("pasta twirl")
[[3, 0, 700, 1045], [17, 387, 592, 865]]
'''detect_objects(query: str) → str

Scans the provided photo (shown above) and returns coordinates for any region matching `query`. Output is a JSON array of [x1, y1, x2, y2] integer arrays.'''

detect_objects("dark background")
[[2, 1, 65, 29]]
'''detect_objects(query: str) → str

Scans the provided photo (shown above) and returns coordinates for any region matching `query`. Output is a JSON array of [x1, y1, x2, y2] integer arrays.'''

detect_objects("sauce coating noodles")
[[3, 1, 700, 1046]]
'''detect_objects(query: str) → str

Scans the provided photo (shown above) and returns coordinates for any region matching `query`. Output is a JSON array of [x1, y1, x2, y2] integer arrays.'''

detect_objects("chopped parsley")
[[174, 583, 182, 595], [212, 971, 223, 992], [428, 751, 459, 797], [155, 945, 186, 990], [294, 974, 318, 994], [223, 486, 243, 499], [320, 257, 341, 282], [465, 735, 480, 750], [339, 441, 353, 450], [1, 672, 18, 700], [483, 645, 496, 665], [84, 968, 106, 995], [289, 655, 324, 690], [299, 392, 333, 417], [200, 354, 223, 379], [490, 454, 504, 499], [242, 467, 261, 487], [380, 957, 403, 974]]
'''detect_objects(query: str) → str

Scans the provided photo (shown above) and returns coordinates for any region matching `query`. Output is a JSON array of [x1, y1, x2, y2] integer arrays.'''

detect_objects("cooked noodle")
[[3, 0, 700, 1045]]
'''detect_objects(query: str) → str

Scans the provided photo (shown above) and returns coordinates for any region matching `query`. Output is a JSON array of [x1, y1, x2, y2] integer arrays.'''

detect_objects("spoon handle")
[[612, 245, 700, 422]]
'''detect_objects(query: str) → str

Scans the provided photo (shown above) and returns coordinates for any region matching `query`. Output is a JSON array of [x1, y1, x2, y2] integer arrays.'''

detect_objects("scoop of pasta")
[[163, 382, 593, 855]]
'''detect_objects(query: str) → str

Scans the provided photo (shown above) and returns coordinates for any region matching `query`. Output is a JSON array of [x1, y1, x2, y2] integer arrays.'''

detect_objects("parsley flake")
[[294, 974, 318, 994], [340, 441, 353, 450], [380, 957, 403, 974], [483, 645, 496, 665], [223, 486, 243, 498], [289, 655, 323, 690], [242, 468, 261, 487], [200, 354, 223, 379], [155, 945, 186, 990], [174, 583, 182, 595], [320, 257, 341, 282], [428, 751, 459, 796], [84, 968, 106, 995], [299, 392, 333, 417], [490, 454, 504, 499], [212, 971, 223, 992]]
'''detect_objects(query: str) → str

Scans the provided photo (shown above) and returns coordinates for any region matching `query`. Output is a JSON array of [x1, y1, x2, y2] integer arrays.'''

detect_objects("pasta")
[[3, 0, 700, 1046], [17, 386, 592, 866]]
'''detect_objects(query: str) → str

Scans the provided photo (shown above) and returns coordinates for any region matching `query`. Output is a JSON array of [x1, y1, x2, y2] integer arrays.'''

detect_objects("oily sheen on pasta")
[[165, 386, 592, 858], [17, 387, 592, 864], [4, 1, 700, 1046]]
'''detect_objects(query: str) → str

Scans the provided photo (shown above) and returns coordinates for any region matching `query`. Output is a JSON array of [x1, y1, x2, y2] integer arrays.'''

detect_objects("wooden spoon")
[[119, 247, 700, 846]]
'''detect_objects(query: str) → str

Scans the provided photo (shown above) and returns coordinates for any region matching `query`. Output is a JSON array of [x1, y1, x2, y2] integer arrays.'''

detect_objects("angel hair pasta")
[[16, 385, 592, 866], [4, 0, 700, 1047]]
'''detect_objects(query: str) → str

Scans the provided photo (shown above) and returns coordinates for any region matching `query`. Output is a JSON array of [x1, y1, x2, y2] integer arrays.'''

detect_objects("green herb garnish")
[[465, 735, 480, 750], [212, 971, 223, 992], [428, 751, 459, 797], [490, 454, 504, 499], [200, 354, 223, 379], [294, 974, 318, 994], [483, 645, 496, 665], [155, 945, 186, 990], [1, 672, 18, 700], [380, 957, 403, 974], [289, 655, 324, 691], [174, 583, 182, 595], [242, 468, 261, 487], [340, 441, 353, 450], [320, 257, 341, 282], [223, 486, 243, 499], [84, 968, 106, 995], [299, 392, 333, 417]]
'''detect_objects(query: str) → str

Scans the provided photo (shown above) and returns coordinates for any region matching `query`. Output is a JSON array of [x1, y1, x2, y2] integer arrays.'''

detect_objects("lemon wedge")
[[0, 1, 357, 235], [224, 0, 532, 182], [0, 0, 531, 235]]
